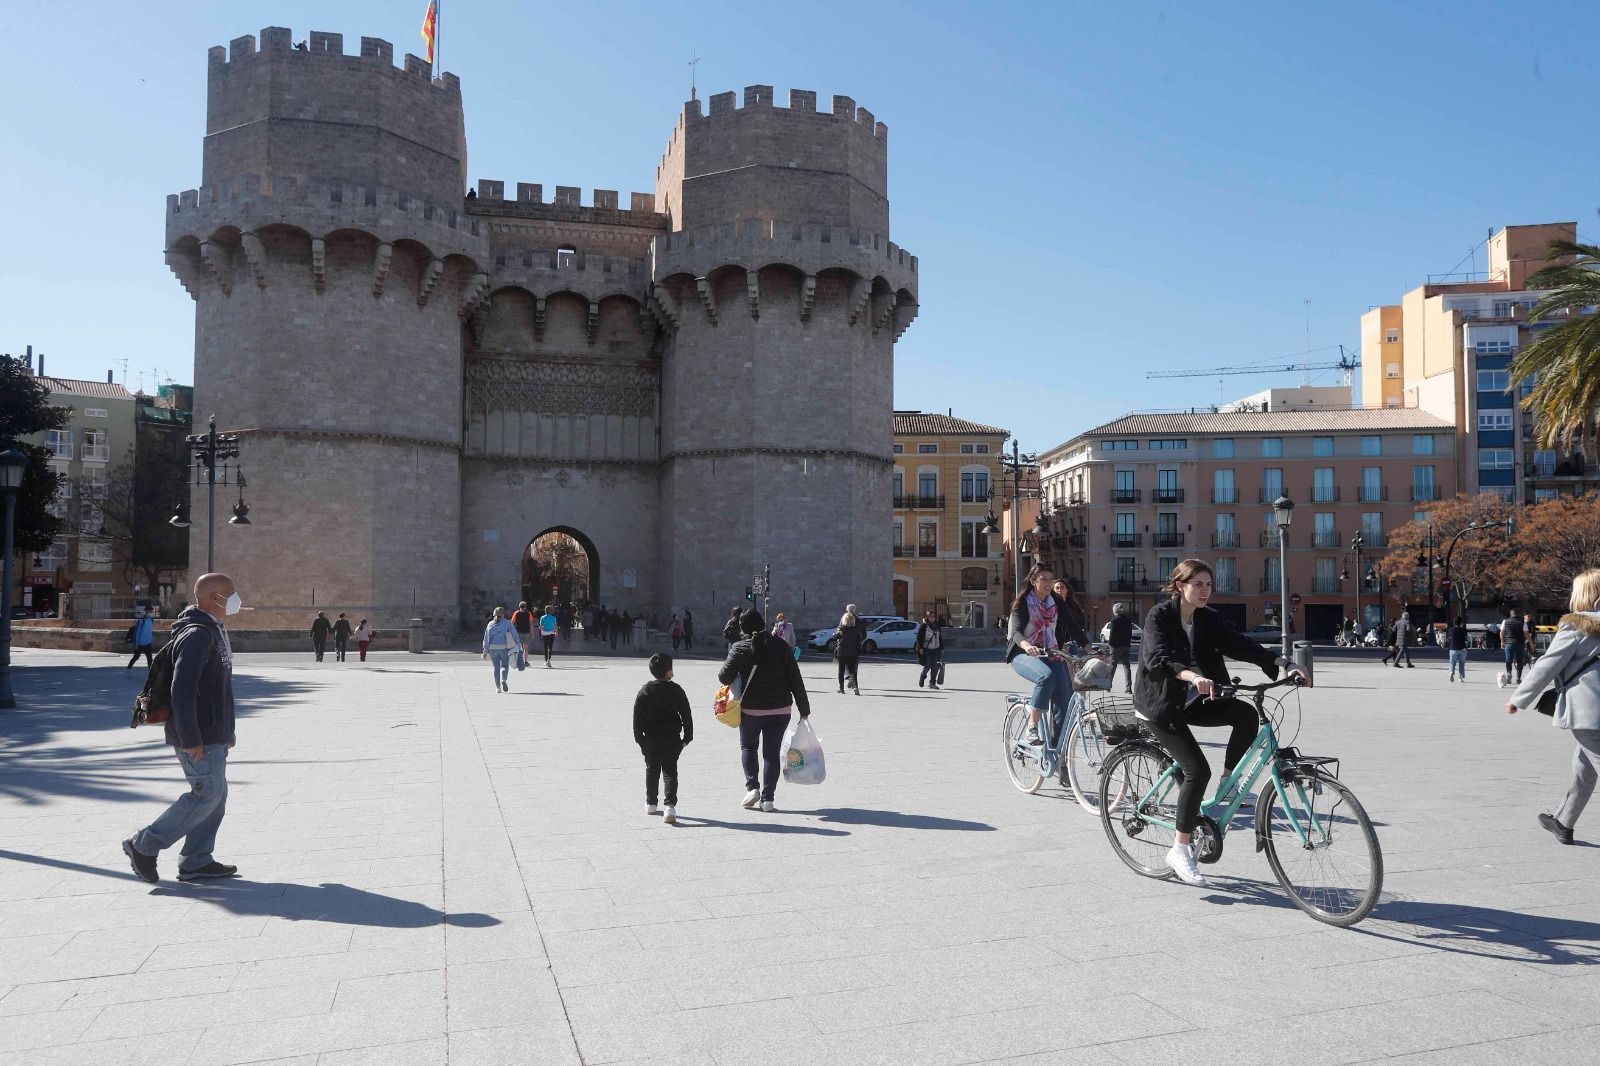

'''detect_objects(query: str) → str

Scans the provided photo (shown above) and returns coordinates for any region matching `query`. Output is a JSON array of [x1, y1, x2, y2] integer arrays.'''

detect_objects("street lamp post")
[[0, 448, 31, 709], [1440, 518, 1515, 622], [1273, 494, 1294, 662], [989, 438, 1039, 604], [170, 415, 243, 573]]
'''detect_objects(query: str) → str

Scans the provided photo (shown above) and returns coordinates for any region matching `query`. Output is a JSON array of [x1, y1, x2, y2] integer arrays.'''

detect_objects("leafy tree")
[[1511, 240, 1600, 461], [1502, 494, 1600, 605], [0, 355, 69, 553], [75, 452, 188, 597], [1377, 494, 1518, 617]]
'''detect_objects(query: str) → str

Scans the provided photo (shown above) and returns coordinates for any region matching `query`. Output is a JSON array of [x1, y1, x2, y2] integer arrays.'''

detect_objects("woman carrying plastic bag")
[[782, 717, 826, 785]]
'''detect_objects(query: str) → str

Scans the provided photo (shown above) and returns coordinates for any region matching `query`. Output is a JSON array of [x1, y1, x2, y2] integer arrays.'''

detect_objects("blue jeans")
[[132, 744, 229, 874], [489, 649, 511, 687], [1011, 654, 1071, 736], [1505, 642, 1525, 680], [1448, 649, 1466, 679]]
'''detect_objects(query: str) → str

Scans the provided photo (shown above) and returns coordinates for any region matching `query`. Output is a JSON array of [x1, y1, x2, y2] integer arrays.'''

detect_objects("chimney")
[[24, 344, 31, 374], [38, 351, 44, 377], [108, 370, 114, 384]]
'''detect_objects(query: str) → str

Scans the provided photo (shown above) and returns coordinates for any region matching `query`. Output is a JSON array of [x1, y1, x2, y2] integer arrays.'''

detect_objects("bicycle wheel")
[[1258, 769, 1383, 927], [1098, 744, 1178, 879], [1065, 713, 1114, 815], [1002, 703, 1045, 794]]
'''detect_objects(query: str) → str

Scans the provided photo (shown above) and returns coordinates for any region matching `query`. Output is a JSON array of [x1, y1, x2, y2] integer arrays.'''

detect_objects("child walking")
[[633, 653, 694, 824]]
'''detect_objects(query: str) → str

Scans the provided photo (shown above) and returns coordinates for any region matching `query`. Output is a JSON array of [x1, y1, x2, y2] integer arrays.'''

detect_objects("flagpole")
[[435, 0, 441, 78]]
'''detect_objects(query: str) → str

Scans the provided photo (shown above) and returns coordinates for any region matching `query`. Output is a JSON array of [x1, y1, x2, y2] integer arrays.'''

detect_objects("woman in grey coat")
[[1507, 569, 1600, 844]]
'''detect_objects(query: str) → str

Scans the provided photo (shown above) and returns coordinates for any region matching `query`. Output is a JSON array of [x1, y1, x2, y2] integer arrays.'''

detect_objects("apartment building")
[[1037, 388, 1455, 640], [20, 372, 140, 616], [1360, 222, 1600, 504], [891, 411, 1008, 628]]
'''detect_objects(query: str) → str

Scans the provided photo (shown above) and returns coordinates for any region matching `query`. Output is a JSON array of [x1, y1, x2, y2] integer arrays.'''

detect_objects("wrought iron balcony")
[[1211, 531, 1240, 549], [1308, 485, 1341, 503], [1411, 485, 1441, 501], [1155, 532, 1185, 548], [1110, 488, 1142, 504], [893, 494, 946, 509], [1154, 488, 1185, 503], [1113, 533, 1142, 548], [1214, 578, 1241, 594], [1260, 576, 1283, 593], [1312, 576, 1341, 593], [892, 545, 914, 558], [1212, 488, 1238, 504], [1312, 529, 1341, 549], [1108, 577, 1163, 594], [1358, 485, 1388, 502], [1259, 529, 1287, 549]]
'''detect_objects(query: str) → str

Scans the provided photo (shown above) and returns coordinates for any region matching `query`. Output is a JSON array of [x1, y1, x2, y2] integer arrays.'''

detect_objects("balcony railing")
[[1260, 576, 1282, 593], [1212, 488, 1238, 504], [1110, 489, 1142, 503], [1526, 460, 1600, 479], [81, 444, 110, 462], [1108, 578, 1164, 594], [1259, 529, 1286, 549], [1357, 485, 1388, 502], [1066, 494, 1087, 507], [1155, 532, 1185, 548], [1154, 488, 1185, 503], [893, 494, 946, 509], [1360, 533, 1387, 549], [45, 441, 73, 460], [892, 545, 913, 558], [1312, 530, 1341, 549], [1211, 531, 1240, 548], [1112, 533, 1142, 548], [1258, 487, 1286, 503], [917, 545, 937, 558], [1214, 578, 1241, 594], [1411, 485, 1440, 502], [1308, 485, 1341, 502], [1066, 532, 1086, 549], [1312, 577, 1341, 594]]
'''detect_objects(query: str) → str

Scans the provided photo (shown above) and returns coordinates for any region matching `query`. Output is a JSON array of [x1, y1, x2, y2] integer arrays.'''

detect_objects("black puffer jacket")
[[1133, 597, 1279, 727], [719, 634, 811, 716]]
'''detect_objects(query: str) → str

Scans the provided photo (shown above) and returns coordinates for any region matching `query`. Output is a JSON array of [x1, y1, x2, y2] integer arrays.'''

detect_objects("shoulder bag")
[[1537, 647, 1600, 716], [715, 655, 760, 728]]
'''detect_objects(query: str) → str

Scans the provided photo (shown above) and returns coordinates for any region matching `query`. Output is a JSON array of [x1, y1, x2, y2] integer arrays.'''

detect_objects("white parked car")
[[1098, 621, 1143, 645], [807, 615, 904, 651], [861, 619, 919, 653]]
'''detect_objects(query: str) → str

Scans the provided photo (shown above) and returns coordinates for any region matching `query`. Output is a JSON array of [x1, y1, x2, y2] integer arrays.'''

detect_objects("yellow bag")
[[713, 684, 742, 728]]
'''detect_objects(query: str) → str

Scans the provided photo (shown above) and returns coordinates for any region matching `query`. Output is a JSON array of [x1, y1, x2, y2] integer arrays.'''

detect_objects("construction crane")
[[1146, 344, 1359, 382]]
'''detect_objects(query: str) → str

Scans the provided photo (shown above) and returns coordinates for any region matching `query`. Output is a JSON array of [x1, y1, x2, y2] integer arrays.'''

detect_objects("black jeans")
[[837, 656, 859, 690], [542, 634, 555, 663], [313, 637, 326, 661], [739, 712, 791, 801], [1383, 641, 1412, 666], [1111, 647, 1133, 690], [127, 644, 154, 669], [919, 648, 943, 685], [1141, 697, 1259, 834], [334, 637, 349, 662], [642, 738, 682, 807]]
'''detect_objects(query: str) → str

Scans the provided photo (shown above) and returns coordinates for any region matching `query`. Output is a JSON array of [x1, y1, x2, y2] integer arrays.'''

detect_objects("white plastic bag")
[[782, 717, 826, 785], [1074, 656, 1113, 690]]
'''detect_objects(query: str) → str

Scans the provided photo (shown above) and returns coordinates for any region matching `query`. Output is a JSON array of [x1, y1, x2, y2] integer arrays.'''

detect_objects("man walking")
[[1107, 602, 1135, 693], [332, 612, 353, 662], [723, 606, 742, 648], [682, 609, 694, 650], [310, 611, 331, 662], [1389, 613, 1414, 668], [122, 573, 241, 884], [126, 605, 156, 670], [511, 601, 535, 661], [914, 610, 944, 690], [1447, 616, 1469, 682], [1502, 607, 1527, 684]]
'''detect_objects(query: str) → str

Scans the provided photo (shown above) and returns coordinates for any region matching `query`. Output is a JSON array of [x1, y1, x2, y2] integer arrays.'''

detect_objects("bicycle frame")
[[1007, 689, 1086, 776], [1122, 695, 1328, 850]]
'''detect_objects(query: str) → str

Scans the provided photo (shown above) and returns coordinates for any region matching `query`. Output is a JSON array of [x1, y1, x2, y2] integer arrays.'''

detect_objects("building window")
[[958, 470, 989, 503], [960, 444, 973, 453], [1359, 466, 1383, 502], [1361, 511, 1384, 547], [892, 444, 903, 454], [1314, 557, 1339, 594], [1157, 555, 1179, 579], [1385, 329, 1400, 344], [1156, 468, 1180, 502], [1531, 450, 1558, 476], [1114, 512, 1137, 547], [1312, 436, 1334, 457], [1262, 437, 1282, 458], [1476, 370, 1510, 392], [918, 473, 937, 499], [78, 539, 113, 572], [1214, 513, 1237, 548], [1412, 434, 1435, 456], [960, 519, 990, 558], [1103, 439, 1138, 451], [892, 520, 902, 550], [1360, 435, 1381, 457], [1313, 511, 1336, 548], [1262, 467, 1284, 501], [917, 443, 937, 454], [82, 429, 109, 462], [892, 471, 903, 500], [81, 467, 108, 500], [46, 428, 72, 459], [1534, 487, 1559, 503], [1412, 465, 1437, 501], [79, 504, 104, 535], [1213, 438, 1234, 459], [918, 522, 937, 558], [1477, 412, 1513, 431], [1477, 448, 1515, 471], [1263, 556, 1281, 594], [84, 407, 108, 418], [38, 539, 69, 570], [1474, 339, 1513, 354], [1213, 468, 1236, 504], [555, 245, 577, 268], [1214, 557, 1237, 593], [960, 566, 988, 592], [1148, 438, 1187, 450], [1491, 485, 1516, 503], [1312, 467, 1336, 502], [1386, 363, 1401, 379]]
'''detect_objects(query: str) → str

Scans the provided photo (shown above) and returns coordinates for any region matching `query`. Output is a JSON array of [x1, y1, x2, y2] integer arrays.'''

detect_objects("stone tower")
[[652, 88, 919, 619], [164, 29, 486, 629]]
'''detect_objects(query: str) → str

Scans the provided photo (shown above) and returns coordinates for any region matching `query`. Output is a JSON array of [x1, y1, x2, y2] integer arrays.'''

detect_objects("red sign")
[[1439, 577, 1453, 591], [1290, 593, 1302, 606]]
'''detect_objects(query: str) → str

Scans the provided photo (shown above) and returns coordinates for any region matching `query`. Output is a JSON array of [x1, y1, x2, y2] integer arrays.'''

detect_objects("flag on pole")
[[421, 1, 438, 65]]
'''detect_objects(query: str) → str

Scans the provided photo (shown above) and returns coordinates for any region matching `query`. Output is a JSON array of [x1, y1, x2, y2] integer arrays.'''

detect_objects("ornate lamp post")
[[1440, 518, 1514, 622], [1273, 494, 1294, 661], [987, 438, 1040, 604], [168, 415, 247, 573], [0, 448, 30, 709]]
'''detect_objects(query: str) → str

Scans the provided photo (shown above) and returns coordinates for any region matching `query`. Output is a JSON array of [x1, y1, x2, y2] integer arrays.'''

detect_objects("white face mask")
[[218, 591, 242, 616]]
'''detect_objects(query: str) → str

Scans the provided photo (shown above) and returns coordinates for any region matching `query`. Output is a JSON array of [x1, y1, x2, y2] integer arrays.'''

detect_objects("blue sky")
[[4, 1, 1597, 456]]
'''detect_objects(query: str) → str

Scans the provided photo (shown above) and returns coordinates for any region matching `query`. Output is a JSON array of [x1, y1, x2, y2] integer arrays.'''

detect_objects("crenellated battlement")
[[652, 218, 917, 284], [166, 174, 483, 240], [467, 181, 666, 229], [669, 86, 886, 143], [207, 27, 459, 95]]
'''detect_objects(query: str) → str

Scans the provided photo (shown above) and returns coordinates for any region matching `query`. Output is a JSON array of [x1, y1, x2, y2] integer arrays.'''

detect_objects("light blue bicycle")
[[1001, 651, 1118, 813]]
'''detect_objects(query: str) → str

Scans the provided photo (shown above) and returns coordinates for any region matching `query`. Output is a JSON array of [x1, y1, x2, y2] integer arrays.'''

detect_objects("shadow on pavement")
[[0, 849, 499, 929], [1197, 875, 1600, 966], [671, 816, 849, 837], [0, 666, 318, 807], [803, 808, 997, 831]]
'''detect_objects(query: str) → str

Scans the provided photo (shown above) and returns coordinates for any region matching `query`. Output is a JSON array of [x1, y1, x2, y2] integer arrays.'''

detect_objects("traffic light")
[[745, 586, 754, 601]]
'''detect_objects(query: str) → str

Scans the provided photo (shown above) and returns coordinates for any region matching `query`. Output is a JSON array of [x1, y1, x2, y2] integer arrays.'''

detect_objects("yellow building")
[[1358, 304, 1406, 410], [891, 411, 1008, 628]]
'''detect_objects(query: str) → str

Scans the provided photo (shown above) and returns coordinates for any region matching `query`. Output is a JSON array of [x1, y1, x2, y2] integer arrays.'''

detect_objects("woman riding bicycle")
[[1007, 564, 1090, 746], [1134, 558, 1307, 886]]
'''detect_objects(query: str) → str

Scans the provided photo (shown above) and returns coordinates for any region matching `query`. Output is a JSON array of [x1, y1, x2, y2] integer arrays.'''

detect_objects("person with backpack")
[[915, 610, 944, 690], [122, 572, 243, 885], [331, 613, 353, 662], [1502, 606, 1527, 684], [126, 606, 156, 670], [310, 611, 331, 662]]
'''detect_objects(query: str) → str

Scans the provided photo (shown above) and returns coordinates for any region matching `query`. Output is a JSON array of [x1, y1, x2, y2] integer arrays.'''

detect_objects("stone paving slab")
[[0, 647, 1597, 1064]]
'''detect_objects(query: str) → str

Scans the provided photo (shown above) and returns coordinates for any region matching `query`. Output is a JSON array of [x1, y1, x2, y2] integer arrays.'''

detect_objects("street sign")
[[1290, 593, 1302, 606]]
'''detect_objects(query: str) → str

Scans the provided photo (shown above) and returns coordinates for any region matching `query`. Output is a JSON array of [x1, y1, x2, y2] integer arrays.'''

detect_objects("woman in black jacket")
[[719, 609, 811, 812], [1134, 559, 1305, 887], [1051, 579, 1091, 650], [834, 605, 864, 694]]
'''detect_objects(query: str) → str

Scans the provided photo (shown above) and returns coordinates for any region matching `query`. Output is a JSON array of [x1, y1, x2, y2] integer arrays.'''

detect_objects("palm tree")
[[1510, 240, 1600, 462]]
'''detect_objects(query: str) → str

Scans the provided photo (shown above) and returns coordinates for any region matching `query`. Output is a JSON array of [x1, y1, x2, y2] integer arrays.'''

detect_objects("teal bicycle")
[[1096, 676, 1384, 927]]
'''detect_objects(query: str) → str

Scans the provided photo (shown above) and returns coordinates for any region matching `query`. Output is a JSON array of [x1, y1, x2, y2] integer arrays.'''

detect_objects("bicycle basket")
[[1088, 692, 1143, 742], [1069, 655, 1115, 692]]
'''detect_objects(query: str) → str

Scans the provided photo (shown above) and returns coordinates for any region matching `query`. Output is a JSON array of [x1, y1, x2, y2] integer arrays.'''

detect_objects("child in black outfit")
[[633, 653, 694, 824]]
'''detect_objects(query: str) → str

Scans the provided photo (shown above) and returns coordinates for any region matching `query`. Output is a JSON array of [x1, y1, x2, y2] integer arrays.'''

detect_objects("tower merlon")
[[651, 217, 917, 298], [468, 181, 665, 226], [206, 27, 459, 95], [673, 87, 888, 142]]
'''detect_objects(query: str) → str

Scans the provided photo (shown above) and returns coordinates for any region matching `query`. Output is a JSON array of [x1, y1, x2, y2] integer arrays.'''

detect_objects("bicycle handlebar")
[[1216, 673, 1308, 699]]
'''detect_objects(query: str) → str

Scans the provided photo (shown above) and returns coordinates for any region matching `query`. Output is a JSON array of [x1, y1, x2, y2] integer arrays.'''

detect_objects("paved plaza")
[[1, 644, 1597, 1066]]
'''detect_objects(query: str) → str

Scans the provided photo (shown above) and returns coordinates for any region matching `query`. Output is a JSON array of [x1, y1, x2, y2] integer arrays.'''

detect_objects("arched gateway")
[[523, 527, 599, 607]]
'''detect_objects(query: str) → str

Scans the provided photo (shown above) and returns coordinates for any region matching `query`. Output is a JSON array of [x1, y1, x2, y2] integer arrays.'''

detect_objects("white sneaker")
[[760, 800, 775, 813], [646, 804, 661, 816], [1166, 843, 1208, 886], [741, 789, 760, 809], [663, 806, 677, 825]]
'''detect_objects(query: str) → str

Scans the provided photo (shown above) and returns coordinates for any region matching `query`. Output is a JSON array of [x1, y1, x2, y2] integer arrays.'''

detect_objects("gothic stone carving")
[[466, 358, 657, 418]]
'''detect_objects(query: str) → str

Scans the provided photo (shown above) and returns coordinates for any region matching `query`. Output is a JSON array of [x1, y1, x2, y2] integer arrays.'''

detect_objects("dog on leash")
[[1497, 671, 1511, 689]]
